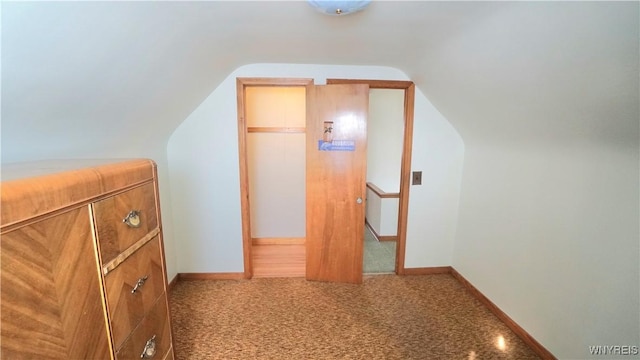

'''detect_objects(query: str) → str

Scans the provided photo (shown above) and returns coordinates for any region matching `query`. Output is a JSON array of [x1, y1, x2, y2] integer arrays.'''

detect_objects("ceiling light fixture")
[[307, 0, 371, 16]]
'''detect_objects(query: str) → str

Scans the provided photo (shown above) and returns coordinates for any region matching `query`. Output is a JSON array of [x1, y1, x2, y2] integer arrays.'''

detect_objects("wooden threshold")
[[252, 243, 305, 278], [252, 237, 305, 245]]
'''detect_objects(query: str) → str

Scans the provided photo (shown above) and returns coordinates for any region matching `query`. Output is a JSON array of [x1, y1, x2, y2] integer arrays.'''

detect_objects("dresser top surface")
[[1, 158, 150, 182], [1, 158, 157, 229]]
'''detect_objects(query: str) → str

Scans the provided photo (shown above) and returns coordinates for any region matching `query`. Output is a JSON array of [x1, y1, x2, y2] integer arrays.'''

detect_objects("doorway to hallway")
[[327, 79, 415, 276], [362, 87, 405, 274]]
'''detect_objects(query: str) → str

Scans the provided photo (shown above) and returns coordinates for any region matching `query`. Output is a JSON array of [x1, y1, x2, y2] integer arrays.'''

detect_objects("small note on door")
[[318, 140, 356, 151]]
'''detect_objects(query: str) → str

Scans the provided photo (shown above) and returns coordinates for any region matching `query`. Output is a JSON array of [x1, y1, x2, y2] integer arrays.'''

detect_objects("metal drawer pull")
[[131, 275, 149, 294], [140, 334, 157, 358], [123, 210, 142, 228]]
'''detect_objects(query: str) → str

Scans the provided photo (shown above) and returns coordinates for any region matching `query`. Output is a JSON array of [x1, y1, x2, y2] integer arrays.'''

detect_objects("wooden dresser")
[[1, 159, 174, 360]]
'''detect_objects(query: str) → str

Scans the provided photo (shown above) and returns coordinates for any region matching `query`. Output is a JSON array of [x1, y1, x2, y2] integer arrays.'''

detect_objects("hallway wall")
[[367, 89, 404, 192], [366, 88, 404, 237]]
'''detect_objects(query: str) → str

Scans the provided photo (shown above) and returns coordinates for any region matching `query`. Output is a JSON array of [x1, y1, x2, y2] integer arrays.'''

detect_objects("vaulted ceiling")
[[2, 1, 638, 162]]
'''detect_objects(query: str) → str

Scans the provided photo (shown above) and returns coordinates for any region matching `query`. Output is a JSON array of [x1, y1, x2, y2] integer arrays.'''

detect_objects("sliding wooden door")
[[305, 84, 369, 284]]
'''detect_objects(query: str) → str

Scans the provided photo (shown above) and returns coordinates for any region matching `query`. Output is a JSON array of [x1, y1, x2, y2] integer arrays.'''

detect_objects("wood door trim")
[[326, 79, 415, 275], [237, 78, 314, 87], [327, 79, 413, 89], [247, 127, 305, 133], [397, 83, 415, 275], [236, 78, 314, 279]]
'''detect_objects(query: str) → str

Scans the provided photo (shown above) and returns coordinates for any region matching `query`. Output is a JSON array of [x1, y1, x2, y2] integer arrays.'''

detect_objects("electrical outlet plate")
[[412, 171, 422, 185]]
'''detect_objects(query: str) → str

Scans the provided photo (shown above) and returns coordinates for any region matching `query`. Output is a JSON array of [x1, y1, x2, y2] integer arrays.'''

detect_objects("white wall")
[[167, 63, 464, 273], [247, 133, 306, 238], [453, 139, 639, 359], [367, 89, 405, 192], [404, 88, 465, 268], [422, 3, 640, 358], [380, 198, 400, 236]]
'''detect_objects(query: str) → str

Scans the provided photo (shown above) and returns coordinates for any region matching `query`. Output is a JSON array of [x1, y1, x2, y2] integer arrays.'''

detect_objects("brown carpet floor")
[[169, 274, 541, 360]]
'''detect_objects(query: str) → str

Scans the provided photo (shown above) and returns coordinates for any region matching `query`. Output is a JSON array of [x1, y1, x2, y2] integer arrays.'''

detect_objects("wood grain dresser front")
[[0, 159, 174, 360]]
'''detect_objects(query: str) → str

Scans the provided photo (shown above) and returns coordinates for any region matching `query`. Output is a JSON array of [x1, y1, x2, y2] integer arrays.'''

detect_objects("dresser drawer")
[[94, 182, 158, 264], [116, 296, 172, 360], [105, 236, 166, 349]]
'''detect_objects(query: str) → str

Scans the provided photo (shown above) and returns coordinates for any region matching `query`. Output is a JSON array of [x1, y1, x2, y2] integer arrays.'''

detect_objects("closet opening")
[[236, 78, 313, 278]]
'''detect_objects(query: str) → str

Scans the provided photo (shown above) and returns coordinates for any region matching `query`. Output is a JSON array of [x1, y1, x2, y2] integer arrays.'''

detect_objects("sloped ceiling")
[[2, 1, 638, 162]]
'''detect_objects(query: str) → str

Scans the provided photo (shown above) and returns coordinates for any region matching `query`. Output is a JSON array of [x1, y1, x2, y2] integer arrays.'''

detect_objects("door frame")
[[326, 79, 415, 274], [236, 77, 314, 278], [237, 77, 415, 278]]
